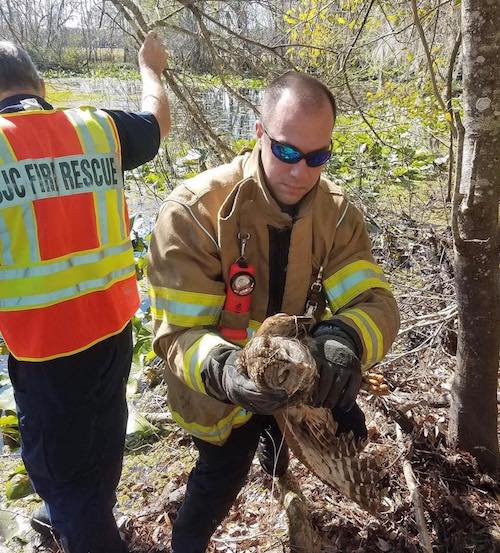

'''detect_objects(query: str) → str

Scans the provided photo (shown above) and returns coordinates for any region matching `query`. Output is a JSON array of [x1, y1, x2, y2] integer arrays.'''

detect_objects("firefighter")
[[147, 71, 400, 553], [0, 32, 170, 553]]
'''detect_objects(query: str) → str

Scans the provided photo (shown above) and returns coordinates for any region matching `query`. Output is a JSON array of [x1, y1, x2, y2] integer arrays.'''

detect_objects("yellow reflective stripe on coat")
[[324, 260, 391, 313], [339, 307, 383, 369], [183, 332, 233, 394], [149, 286, 225, 327], [0, 240, 134, 310], [229, 319, 262, 347], [170, 406, 252, 444]]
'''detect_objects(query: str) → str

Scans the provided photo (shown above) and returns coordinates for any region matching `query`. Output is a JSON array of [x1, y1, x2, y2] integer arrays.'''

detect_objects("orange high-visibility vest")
[[0, 105, 139, 361]]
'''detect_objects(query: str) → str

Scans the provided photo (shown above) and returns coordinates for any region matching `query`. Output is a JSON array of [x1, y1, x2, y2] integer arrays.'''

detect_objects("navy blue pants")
[[171, 415, 269, 553], [8, 323, 132, 553]]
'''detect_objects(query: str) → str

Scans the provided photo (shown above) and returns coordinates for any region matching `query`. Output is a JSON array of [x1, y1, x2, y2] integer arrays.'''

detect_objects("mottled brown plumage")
[[238, 313, 387, 515]]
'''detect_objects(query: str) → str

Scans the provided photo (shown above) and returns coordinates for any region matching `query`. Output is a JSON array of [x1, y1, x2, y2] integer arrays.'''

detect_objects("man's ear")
[[39, 79, 46, 99], [255, 119, 264, 139]]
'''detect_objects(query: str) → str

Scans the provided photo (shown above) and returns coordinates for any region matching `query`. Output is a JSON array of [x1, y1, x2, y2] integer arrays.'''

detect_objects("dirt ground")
[[2, 205, 499, 553]]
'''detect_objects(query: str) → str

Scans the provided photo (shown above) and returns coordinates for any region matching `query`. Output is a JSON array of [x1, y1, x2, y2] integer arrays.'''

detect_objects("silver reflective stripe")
[[0, 130, 16, 165], [22, 203, 40, 262], [0, 213, 13, 265], [0, 240, 131, 280], [66, 109, 122, 245], [95, 191, 108, 244], [91, 111, 125, 239], [0, 263, 135, 309], [0, 155, 123, 209], [93, 110, 115, 152], [115, 190, 126, 239], [66, 110, 97, 153], [0, 130, 16, 264]]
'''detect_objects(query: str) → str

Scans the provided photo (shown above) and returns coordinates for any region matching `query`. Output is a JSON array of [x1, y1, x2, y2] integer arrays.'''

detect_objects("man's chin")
[[277, 189, 304, 205]]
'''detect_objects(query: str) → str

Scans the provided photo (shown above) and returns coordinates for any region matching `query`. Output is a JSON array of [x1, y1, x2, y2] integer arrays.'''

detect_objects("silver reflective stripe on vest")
[[22, 203, 40, 262], [0, 263, 135, 309], [95, 191, 108, 244], [0, 155, 123, 209], [0, 240, 131, 280], [0, 128, 16, 166], [115, 188, 126, 239], [0, 214, 13, 265]]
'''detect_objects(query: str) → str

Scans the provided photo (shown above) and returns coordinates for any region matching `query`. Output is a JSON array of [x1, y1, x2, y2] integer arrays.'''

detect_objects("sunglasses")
[[263, 127, 332, 168]]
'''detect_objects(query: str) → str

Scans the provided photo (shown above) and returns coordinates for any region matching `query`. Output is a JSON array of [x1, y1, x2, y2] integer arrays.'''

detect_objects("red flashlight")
[[219, 258, 256, 341]]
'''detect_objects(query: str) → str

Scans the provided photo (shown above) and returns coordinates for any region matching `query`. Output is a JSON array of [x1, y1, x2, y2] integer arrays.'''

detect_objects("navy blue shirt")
[[0, 94, 161, 171]]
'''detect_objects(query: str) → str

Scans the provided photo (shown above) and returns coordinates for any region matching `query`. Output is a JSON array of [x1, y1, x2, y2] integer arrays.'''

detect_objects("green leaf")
[[9, 462, 27, 477], [392, 166, 409, 177], [6, 474, 34, 500], [0, 415, 18, 428]]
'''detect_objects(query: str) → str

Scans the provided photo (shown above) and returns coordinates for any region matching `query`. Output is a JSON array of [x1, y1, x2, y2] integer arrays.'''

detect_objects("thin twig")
[[395, 424, 434, 553]]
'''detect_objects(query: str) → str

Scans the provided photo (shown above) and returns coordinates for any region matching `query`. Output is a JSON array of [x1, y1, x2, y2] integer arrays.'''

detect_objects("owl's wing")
[[274, 406, 386, 515]]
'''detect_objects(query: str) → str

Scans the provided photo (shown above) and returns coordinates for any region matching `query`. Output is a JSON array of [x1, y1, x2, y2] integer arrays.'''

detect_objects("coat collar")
[[240, 143, 318, 226]]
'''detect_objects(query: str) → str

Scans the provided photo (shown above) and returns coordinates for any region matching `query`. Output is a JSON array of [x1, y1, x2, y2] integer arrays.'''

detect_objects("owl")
[[238, 313, 387, 515]]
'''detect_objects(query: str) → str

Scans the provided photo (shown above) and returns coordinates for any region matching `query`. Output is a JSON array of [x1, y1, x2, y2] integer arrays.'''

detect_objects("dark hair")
[[260, 71, 337, 124], [0, 41, 42, 93]]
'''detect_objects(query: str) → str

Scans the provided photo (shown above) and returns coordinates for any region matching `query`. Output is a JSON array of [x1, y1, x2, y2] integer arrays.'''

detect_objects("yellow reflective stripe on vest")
[[149, 286, 225, 327], [66, 108, 126, 246], [1, 204, 40, 265], [0, 214, 13, 265], [0, 239, 134, 310], [65, 108, 114, 154], [106, 188, 126, 242], [0, 127, 18, 265], [183, 333, 232, 394], [324, 260, 391, 313], [170, 406, 252, 444], [0, 264, 134, 310], [339, 307, 383, 369], [0, 126, 16, 166]]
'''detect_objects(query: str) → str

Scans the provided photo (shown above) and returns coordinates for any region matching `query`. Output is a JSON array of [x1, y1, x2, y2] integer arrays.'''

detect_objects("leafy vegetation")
[[1, 1, 498, 550]]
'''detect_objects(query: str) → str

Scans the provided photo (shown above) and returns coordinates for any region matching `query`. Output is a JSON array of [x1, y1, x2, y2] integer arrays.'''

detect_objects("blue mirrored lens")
[[305, 150, 331, 167], [271, 142, 301, 163]]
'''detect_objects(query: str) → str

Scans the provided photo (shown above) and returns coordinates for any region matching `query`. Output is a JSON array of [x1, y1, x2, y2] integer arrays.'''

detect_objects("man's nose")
[[289, 159, 308, 179]]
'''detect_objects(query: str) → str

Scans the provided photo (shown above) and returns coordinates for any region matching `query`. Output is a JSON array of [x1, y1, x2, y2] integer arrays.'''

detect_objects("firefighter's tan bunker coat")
[[147, 145, 400, 445]]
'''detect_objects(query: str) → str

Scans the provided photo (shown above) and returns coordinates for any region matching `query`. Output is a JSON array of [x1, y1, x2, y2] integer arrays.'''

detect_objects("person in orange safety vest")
[[1, 32, 170, 553]]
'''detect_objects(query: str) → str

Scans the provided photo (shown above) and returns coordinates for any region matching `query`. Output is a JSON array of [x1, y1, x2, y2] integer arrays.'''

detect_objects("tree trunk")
[[449, 0, 500, 473]]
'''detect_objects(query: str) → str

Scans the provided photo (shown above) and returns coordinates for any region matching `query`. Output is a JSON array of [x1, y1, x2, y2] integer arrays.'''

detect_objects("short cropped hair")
[[260, 71, 337, 125], [0, 41, 42, 93]]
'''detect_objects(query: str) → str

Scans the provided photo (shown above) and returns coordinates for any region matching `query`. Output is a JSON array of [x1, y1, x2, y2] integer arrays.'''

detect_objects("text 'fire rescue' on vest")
[[0, 153, 122, 205]]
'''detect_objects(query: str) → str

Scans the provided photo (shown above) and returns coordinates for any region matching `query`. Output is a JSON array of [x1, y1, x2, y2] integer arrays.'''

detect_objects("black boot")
[[257, 418, 289, 477]]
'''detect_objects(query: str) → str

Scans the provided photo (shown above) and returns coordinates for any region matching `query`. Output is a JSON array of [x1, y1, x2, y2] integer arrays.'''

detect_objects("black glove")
[[332, 402, 368, 443], [201, 347, 289, 415], [310, 332, 362, 411]]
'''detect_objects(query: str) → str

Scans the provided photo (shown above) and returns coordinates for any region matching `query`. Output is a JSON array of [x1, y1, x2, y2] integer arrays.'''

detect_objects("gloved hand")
[[202, 347, 289, 415], [332, 402, 368, 443], [310, 334, 362, 411]]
